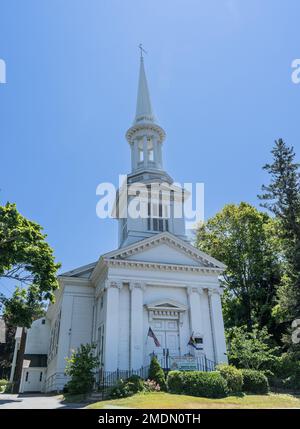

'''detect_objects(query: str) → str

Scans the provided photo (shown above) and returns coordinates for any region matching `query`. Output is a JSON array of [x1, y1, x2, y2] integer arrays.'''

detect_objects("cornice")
[[58, 276, 93, 287], [103, 257, 223, 274], [126, 123, 166, 144]]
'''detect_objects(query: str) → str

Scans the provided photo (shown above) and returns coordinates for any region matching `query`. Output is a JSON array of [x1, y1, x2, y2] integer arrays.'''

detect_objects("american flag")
[[147, 327, 161, 347]]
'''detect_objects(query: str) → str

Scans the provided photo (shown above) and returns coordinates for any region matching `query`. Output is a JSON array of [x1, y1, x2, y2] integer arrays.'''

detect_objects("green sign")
[[169, 356, 197, 371]]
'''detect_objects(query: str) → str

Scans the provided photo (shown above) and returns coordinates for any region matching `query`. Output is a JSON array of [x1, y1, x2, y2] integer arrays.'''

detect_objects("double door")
[[149, 319, 180, 368]]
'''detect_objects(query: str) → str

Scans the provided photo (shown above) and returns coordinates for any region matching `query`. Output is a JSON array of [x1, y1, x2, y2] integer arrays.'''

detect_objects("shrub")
[[0, 379, 11, 393], [216, 364, 243, 394], [0, 379, 9, 387], [65, 343, 99, 394], [167, 371, 228, 398], [126, 375, 145, 393], [110, 379, 135, 399], [144, 379, 160, 392], [148, 356, 166, 391], [270, 353, 300, 391], [226, 326, 279, 372], [110, 375, 145, 399], [241, 369, 269, 394]]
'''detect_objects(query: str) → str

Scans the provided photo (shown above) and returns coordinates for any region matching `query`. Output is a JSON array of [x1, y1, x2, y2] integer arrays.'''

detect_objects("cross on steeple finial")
[[138, 43, 147, 59]]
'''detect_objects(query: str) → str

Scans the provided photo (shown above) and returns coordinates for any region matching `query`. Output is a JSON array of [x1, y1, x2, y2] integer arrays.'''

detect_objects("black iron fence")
[[95, 366, 150, 398], [95, 355, 216, 398], [196, 355, 216, 372]]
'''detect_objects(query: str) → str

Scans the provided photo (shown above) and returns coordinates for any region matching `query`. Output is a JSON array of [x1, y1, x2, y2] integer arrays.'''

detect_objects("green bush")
[[269, 353, 300, 391], [241, 369, 269, 394], [0, 379, 9, 387], [110, 375, 145, 399], [216, 364, 243, 393], [0, 379, 11, 393], [148, 356, 167, 391], [167, 371, 228, 398], [65, 343, 99, 394]]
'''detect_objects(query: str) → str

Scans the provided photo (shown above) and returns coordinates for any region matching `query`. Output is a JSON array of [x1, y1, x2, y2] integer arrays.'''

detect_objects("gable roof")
[[59, 261, 97, 278]]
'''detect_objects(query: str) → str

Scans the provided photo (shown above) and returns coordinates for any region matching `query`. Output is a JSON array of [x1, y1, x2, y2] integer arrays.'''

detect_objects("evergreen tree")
[[259, 139, 300, 322], [148, 356, 166, 391]]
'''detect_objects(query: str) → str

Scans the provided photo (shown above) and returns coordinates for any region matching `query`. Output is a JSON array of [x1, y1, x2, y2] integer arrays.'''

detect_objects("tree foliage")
[[0, 202, 60, 327], [259, 139, 300, 322], [148, 356, 166, 390], [226, 325, 279, 371], [196, 202, 282, 335]]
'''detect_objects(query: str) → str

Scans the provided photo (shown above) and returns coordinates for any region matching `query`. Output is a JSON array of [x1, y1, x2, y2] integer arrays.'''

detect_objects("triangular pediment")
[[102, 232, 225, 269], [146, 299, 187, 312]]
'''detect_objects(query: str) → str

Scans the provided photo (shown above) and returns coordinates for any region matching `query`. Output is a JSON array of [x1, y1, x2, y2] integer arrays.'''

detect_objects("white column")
[[187, 287, 204, 355], [143, 136, 148, 168], [133, 140, 139, 170], [104, 281, 122, 371], [131, 143, 135, 171], [157, 142, 163, 168], [153, 137, 158, 167], [208, 288, 227, 364], [129, 282, 145, 370]]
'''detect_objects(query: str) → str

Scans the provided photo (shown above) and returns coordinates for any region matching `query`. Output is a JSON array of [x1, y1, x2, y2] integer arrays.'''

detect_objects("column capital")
[[105, 280, 123, 290], [129, 281, 146, 291], [187, 286, 204, 296], [208, 287, 222, 297]]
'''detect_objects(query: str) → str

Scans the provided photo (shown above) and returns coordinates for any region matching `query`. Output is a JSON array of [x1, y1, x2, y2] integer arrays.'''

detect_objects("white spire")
[[134, 56, 156, 124]]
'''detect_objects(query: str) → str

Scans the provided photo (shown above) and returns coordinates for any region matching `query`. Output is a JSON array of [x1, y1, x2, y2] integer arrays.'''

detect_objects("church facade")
[[18, 56, 227, 393]]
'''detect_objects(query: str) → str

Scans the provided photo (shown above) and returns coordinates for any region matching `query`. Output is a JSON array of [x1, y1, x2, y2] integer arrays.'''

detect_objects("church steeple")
[[119, 51, 187, 248], [134, 56, 155, 125], [126, 54, 166, 173]]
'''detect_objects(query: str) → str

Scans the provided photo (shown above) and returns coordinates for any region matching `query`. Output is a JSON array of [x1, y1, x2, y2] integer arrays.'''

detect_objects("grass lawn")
[[87, 391, 300, 409]]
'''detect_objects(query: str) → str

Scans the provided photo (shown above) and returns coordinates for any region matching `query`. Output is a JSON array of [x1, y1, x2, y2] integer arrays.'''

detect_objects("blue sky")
[[0, 0, 299, 280]]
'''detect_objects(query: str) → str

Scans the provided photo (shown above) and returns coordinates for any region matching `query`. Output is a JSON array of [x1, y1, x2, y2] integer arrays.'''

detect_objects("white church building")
[[18, 55, 227, 393]]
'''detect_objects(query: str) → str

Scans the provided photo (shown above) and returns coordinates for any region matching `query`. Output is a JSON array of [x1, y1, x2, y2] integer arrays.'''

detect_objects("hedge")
[[216, 364, 243, 393], [167, 371, 228, 398], [241, 369, 269, 394]]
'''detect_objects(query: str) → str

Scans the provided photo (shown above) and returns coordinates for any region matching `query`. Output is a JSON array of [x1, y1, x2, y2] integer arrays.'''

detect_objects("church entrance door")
[[149, 319, 180, 368]]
